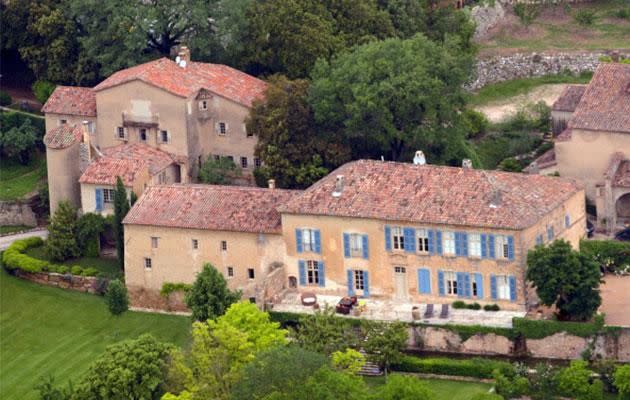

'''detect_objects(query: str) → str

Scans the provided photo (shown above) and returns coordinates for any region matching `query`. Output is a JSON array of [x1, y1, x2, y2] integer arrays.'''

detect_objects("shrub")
[[574, 10, 597, 26], [393, 356, 513, 379], [0, 90, 12, 106], [81, 267, 99, 277], [71, 265, 83, 275], [160, 282, 192, 298], [513, 4, 541, 26], [513, 316, 603, 339], [580, 239, 630, 274], [484, 304, 500, 311], [77, 213, 105, 257], [556, 360, 603, 400], [494, 369, 529, 399], [57, 265, 69, 274], [614, 7, 630, 19], [530, 363, 558, 400], [185, 263, 241, 321], [105, 279, 129, 315], [467, 302, 482, 310], [32, 80, 56, 104], [614, 364, 630, 399], [452, 300, 466, 309], [499, 158, 523, 172], [46, 201, 80, 262], [1, 237, 47, 272], [462, 109, 489, 138]]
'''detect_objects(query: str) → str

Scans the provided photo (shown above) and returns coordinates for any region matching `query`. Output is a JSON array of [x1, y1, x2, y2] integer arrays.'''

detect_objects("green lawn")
[[0, 153, 47, 201], [0, 268, 191, 400], [0, 225, 31, 235], [24, 245, 123, 279], [365, 375, 492, 400]]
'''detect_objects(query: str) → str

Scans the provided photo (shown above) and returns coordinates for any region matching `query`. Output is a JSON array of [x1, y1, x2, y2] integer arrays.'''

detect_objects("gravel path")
[[0, 229, 48, 251]]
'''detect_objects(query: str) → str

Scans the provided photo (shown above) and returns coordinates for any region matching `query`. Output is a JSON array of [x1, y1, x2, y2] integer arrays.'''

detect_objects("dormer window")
[[199, 100, 208, 111], [139, 128, 147, 142]]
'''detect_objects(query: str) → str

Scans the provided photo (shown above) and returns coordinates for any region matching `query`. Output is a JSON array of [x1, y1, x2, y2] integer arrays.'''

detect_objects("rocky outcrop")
[[471, 2, 505, 41]]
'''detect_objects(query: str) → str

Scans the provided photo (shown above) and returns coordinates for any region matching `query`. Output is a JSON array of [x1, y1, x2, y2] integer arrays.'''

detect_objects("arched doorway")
[[616, 193, 630, 223]]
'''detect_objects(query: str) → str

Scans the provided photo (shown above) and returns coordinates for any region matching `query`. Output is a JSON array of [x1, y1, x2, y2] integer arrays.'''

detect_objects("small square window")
[[227, 266, 234, 277], [249, 297, 256, 303], [192, 239, 198, 249], [218, 122, 227, 135], [254, 157, 262, 168], [103, 188, 115, 203], [117, 127, 125, 139], [248, 268, 255, 279], [221, 240, 227, 251], [60, 119, 67, 125], [227, 155, 234, 162], [151, 237, 158, 248], [240, 157, 248, 168], [160, 130, 168, 143], [144, 258, 152, 269], [199, 100, 208, 111], [214, 154, 221, 161], [139, 128, 147, 141]]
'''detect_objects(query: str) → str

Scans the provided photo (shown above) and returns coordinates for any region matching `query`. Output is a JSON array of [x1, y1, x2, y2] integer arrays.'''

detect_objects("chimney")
[[490, 190, 502, 209], [177, 46, 190, 68], [332, 175, 344, 197], [413, 150, 426, 165], [268, 179, 275, 189], [462, 159, 472, 169]]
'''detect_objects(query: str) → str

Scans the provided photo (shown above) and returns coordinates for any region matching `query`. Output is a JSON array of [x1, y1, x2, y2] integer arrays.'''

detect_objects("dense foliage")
[[184, 263, 241, 322], [113, 177, 130, 268], [394, 356, 514, 379], [362, 321, 408, 372], [1, 237, 47, 273], [292, 306, 360, 355], [614, 364, 630, 399], [580, 239, 630, 274], [0, 118, 37, 164], [105, 279, 129, 315], [46, 201, 80, 262], [527, 240, 602, 321], [198, 156, 240, 185], [32, 80, 56, 104], [76, 213, 105, 257], [556, 360, 603, 400]]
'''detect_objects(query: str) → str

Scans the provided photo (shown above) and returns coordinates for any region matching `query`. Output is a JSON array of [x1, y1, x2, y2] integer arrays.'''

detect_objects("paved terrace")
[[273, 293, 525, 328]]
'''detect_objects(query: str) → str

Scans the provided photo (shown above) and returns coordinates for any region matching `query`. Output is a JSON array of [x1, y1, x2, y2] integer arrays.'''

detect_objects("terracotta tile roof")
[[569, 63, 630, 133], [41, 86, 96, 116], [79, 143, 176, 186], [552, 84, 586, 112], [524, 148, 556, 173], [43, 124, 83, 149], [123, 184, 300, 233], [279, 160, 583, 230], [93, 58, 267, 107]]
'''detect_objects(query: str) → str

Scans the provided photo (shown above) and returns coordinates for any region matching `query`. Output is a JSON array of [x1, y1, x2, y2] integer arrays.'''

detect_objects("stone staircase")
[[357, 350, 383, 376]]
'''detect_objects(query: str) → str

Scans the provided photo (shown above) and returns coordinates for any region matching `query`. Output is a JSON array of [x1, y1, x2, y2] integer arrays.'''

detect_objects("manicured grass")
[[0, 154, 47, 201], [364, 375, 492, 400], [468, 73, 592, 107], [24, 245, 122, 279], [0, 225, 31, 235], [0, 268, 191, 400]]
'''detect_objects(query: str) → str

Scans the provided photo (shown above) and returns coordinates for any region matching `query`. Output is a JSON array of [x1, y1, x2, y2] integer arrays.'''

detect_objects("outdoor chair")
[[424, 304, 434, 318], [439, 303, 449, 319]]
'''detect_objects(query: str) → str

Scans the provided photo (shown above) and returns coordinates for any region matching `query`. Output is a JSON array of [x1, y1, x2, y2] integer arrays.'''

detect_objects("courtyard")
[[600, 274, 630, 327]]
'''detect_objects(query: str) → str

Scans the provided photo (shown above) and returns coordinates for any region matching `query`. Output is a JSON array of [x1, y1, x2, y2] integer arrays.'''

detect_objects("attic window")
[[199, 100, 208, 111]]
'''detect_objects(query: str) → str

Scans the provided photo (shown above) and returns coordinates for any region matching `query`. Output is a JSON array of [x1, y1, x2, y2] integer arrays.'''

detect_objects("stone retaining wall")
[[468, 51, 630, 90], [13, 269, 106, 294], [410, 326, 630, 362], [0, 200, 38, 227]]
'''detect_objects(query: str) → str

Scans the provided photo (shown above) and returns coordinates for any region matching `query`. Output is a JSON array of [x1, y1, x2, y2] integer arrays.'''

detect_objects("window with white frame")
[[117, 126, 125, 139], [160, 130, 169, 143], [354, 270, 365, 290], [302, 229, 317, 252], [218, 122, 227, 135], [394, 266, 406, 273], [199, 100, 208, 111], [417, 229, 429, 253], [349, 233, 363, 257], [139, 128, 147, 142], [144, 258, 152, 269], [445, 271, 457, 295], [227, 266, 234, 277], [240, 157, 248, 168], [254, 157, 262, 168], [306, 260, 319, 285], [392, 226, 404, 250], [221, 240, 227, 251], [469, 233, 482, 257], [496, 235, 509, 259], [60, 119, 67, 125], [151, 237, 158, 248], [192, 239, 199, 250], [103, 188, 115, 203], [547, 225, 554, 240], [496, 275, 510, 300], [443, 231, 456, 255]]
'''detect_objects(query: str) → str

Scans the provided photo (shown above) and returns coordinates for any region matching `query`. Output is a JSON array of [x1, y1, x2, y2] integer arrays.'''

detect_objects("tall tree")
[[527, 240, 602, 321], [362, 321, 408, 374], [198, 156, 240, 185], [309, 33, 475, 164], [185, 263, 241, 322], [249, 75, 350, 189], [45, 200, 80, 262], [113, 176, 130, 269], [0, 119, 37, 164]]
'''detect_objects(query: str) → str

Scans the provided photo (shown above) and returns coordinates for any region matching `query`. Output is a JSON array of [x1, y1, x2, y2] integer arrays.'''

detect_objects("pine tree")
[[113, 177, 130, 269], [45, 200, 79, 261], [105, 279, 129, 315]]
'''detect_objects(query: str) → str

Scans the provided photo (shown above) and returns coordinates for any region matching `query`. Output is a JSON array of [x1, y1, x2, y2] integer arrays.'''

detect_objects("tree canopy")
[[45, 200, 80, 262], [184, 263, 241, 322], [527, 240, 602, 321]]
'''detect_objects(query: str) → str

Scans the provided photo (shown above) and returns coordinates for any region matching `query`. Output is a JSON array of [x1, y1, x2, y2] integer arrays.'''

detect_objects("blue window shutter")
[[488, 235, 496, 259], [507, 236, 515, 261], [456, 272, 464, 298], [481, 234, 488, 258], [362, 235, 369, 259], [363, 271, 370, 297], [347, 270, 355, 296], [403, 228, 416, 253], [565, 215, 570, 228], [490, 274, 497, 300], [461, 233, 468, 257], [318, 262, 326, 287], [95, 188, 103, 212], [428, 230, 435, 254], [314, 230, 321, 254], [463, 272, 471, 298], [418, 268, 431, 294], [438, 270, 445, 296], [536, 234, 543, 246], [454, 233, 461, 256], [343, 233, 350, 258], [298, 260, 306, 286], [509, 276, 517, 302], [295, 229, 303, 253], [384, 225, 392, 251], [436, 230, 443, 255], [475, 273, 484, 299]]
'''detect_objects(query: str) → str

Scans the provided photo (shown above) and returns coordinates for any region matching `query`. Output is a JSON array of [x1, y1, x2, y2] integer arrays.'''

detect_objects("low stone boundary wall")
[[409, 325, 630, 362], [13, 269, 106, 294], [468, 51, 630, 90], [128, 286, 189, 313]]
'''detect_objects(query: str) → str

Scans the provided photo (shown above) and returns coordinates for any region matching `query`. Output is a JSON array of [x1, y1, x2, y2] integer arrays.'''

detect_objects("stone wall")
[[128, 286, 189, 313], [409, 325, 630, 362], [471, 2, 505, 41], [13, 269, 106, 294], [468, 51, 630, 90], [0, 200, 38, 227]]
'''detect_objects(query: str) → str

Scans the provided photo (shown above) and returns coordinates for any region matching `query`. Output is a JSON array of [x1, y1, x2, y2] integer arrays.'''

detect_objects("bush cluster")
[[160, 282, 192, 298], [512, 316, 604, 339], [0, 90, 12, 106], [580, 239, 630, 275], [574, 9, 597, 26], [452, 300, 482, 310], [484, 304, 501, 311], [394, 356, 513, 379]]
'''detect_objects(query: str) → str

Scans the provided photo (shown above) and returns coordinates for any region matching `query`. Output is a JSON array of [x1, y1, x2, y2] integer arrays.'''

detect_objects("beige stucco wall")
[[44, 113, 97, 133], [47, 143, 82, 215], [80, 182, 134, 215], [555, 129, 630, 201], [124, 224, 286, 301]]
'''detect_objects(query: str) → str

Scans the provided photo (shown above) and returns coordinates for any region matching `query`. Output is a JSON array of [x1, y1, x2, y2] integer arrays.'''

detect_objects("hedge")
[[393, 356, 514, 379], [512, 316, 604, 339], [1, 238, 100, 277], [269, 311, 364, 328], [413, 322, 516, 341], [160, 282, 192, 298]]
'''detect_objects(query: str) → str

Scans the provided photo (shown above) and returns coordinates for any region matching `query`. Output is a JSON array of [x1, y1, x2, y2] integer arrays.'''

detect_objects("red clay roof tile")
[[41, 86, 96, 116], [43, 124, 83, 149], [552, 84, 586, 112]]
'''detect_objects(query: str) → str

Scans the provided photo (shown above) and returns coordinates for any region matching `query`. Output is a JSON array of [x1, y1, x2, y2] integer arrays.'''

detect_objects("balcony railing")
[[122, 111, 159, 127]]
